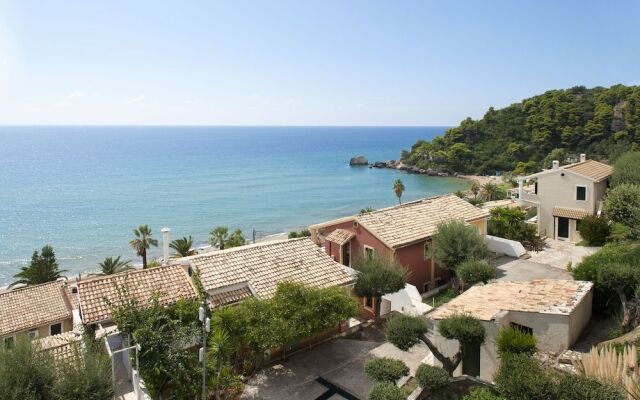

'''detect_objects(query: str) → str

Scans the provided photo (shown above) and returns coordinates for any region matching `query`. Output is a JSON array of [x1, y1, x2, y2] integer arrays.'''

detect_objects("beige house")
[[428, 279, 593, 381], [0, 281, 74, 347], [186, 238, 355, 306], [518, 155, 613, 242], [76, 264, 198, 326]]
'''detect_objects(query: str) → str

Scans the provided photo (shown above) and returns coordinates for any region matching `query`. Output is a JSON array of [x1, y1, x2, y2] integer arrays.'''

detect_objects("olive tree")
[[432, 220, 489, 290], [354, 254, 407, 320], [385, 314, 485, 376], [457, 259, 495, 289], [604, 184, 640, 239]]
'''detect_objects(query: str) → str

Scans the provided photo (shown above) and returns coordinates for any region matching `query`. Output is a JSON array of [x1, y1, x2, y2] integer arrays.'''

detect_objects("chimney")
[[161, 227, 170, 265], [580, 153, 586, 162], [552, 160, 559, 169]]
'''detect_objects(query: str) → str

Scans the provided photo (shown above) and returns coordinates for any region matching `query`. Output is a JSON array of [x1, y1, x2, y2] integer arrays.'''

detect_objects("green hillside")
[[402, 84, 640, 175]]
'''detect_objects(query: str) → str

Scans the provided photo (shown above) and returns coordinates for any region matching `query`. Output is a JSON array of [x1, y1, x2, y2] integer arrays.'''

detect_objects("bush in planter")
[[496, 327, 536, 356], [457, 259, 496, 288], [578, 215, 610, 246], [415, 364, 450, 393], [462, 388, 506, 400], [364, 357, 409, 383], [368, 382, 406, 400]]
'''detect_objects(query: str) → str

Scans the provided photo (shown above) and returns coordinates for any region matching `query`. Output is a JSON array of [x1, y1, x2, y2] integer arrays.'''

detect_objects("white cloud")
[[125, 94, 146, 104], [67, 91, 86, 100]]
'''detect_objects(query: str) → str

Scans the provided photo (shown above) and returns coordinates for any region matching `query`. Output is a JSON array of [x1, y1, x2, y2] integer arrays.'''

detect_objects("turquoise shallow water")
[[0, 126, 468, 284]]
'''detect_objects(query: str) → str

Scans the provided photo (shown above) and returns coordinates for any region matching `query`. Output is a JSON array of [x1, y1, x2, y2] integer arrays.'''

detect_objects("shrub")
[[432, 220, 489, 271], [604, 183, 640, 239], [288, 229, 311, 239], [415, 364, 450, 393], [463, 388, 506, 400], [496, 327, 537, 356], [368, 382, 406, 400], [53, 339, 114, 400], [494, 353, 555, 400], [572, 244, 640, 314], [555, 374, 624, 400], [438, 314, 485, 345], [457, 259, 495, 288], [611, 151, 640, 187], [384, 314, 427, 351], [0, 336, 56, 399], [364, 358, 409, 383], [488, 207, 544, 251], [578, 215, 611, 246]]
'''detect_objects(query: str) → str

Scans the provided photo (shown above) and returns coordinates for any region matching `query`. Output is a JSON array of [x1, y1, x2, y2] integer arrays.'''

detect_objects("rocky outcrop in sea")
[[350, 156, 456, 177]]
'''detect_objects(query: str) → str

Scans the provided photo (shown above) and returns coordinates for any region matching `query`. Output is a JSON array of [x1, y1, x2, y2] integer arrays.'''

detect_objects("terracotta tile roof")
[[210, 284, 254, 306], [37, 332, 82, 362], [190, 238, 355, 299], [430, 280, 593, 321], [0, 281, 72, 337], [564, 159, 613, 182], [325, 228, 356, 246], [77, 265, 198, 324], [354, 194, 490, 248], [553, 206, 591, 220]]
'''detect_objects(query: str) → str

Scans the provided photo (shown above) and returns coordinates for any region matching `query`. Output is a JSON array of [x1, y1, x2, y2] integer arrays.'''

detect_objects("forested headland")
[[401, 85, 640, 175]]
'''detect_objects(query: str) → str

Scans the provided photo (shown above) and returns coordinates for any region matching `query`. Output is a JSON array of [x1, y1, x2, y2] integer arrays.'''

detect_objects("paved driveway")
[[494, 256, 572, 281], [242, 333, 428, 400], [527, 239, 599, 269]]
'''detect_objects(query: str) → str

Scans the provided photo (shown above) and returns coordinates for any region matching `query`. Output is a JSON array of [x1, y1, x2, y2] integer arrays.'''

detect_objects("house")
[[76, 264, 198, 327], [186, 238, 355, 306], [0, 281, 75, 347], [428, 279, 593, 381], [309, 194, 490, 300], [517, 154, 613, 242]]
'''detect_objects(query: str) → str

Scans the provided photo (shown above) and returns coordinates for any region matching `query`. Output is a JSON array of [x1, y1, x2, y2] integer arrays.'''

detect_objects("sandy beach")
[[458, 174, 504, 186]]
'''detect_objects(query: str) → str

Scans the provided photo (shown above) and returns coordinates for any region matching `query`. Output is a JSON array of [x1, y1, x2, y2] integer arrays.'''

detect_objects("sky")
[[0, 0, 638, 126]]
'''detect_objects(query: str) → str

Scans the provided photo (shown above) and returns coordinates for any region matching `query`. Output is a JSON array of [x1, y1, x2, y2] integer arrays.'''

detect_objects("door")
[[557, 217, 569, 240], [462, 343, 481, 377], [342, 242, 350, 267]]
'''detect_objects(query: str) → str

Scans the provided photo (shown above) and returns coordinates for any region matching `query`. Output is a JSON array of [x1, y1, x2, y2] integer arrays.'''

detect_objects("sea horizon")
[[0, 125, 468, 285]]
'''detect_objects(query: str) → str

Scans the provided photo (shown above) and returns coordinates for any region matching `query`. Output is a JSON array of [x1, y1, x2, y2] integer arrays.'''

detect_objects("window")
[[28, 329, 39, 340], [3, 336, 14, 349], [534, 181, 538, 195], [365, 296, 374, 309], [49, 323, 62, 336], [576, 185, 587, 201], [510, 322, 533, 335], [423, 241, 432, 260], [364, 245, 375, 259]]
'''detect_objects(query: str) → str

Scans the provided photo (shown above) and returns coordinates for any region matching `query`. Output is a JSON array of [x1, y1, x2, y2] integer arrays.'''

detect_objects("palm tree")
[[393, 178, 405, 204], [470, 181, 481, 198], [11, 245, 67, 287], [209, 226, 229, 250], [95, 256, 133, 276], [481, 183, 501, 201], [170, 236, 197, 258], [129, 225, 158, 269]]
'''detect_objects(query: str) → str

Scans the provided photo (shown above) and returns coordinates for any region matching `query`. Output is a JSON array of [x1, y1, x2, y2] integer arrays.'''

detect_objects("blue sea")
[[0, 126, 467, 285]]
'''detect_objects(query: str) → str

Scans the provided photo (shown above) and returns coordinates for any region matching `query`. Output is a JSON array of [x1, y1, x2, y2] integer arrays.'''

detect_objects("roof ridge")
[[77, 264, 181, 285], [356, 194, 456, 218], [0, 279, 64, 298], [189, 237, 311, 258]]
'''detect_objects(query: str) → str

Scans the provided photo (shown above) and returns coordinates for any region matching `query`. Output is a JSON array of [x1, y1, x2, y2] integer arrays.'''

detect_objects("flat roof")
[[430, 280, 593, 321]]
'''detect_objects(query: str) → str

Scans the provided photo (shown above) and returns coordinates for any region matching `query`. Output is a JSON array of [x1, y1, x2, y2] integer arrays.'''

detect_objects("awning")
[[324, 228, 355, 246], [209, 284, 254, 307], [552, 207, 591, 220]]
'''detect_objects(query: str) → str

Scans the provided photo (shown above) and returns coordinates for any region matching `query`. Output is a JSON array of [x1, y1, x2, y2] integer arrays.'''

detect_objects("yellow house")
[[0, 281, 74, 347], [518, 155, 613, 243]]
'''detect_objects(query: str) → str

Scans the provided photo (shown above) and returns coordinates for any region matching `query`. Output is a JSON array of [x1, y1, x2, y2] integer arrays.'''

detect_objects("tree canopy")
[[11, 245, 66, 287], [401, 85, 640, 174], [432, 220, 489, 272], [353, 253, 407, 319]]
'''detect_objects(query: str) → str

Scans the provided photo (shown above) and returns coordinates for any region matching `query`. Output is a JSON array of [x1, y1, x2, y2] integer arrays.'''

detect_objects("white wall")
[[485, 235, 526, 258]]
